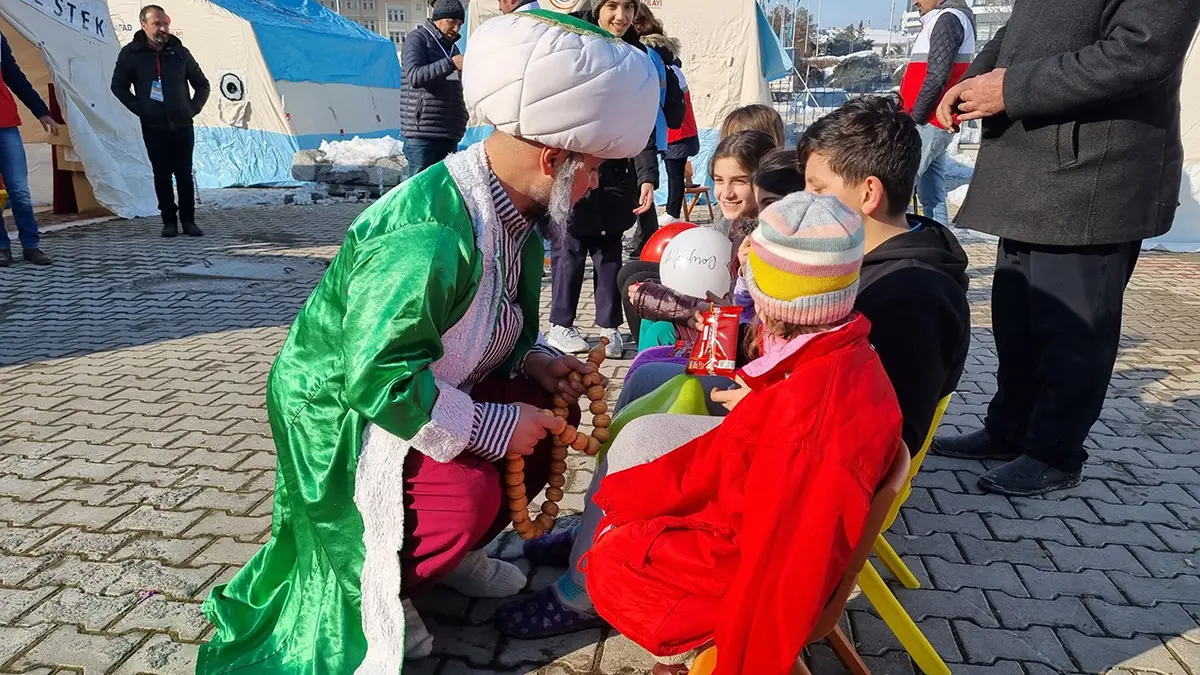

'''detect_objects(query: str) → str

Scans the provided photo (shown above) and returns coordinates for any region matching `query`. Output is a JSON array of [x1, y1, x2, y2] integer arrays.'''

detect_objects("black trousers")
[[664, 158, 688, 219], [616, 260, 660, 342], [985, 238, 1141, 473], [142, 124, 195, 225], [550, 232, 623, 329], [627, 206, 660, 259]]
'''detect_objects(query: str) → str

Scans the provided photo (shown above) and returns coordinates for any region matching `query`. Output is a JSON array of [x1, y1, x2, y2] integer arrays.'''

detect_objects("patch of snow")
[[318, 136, 404, 167]]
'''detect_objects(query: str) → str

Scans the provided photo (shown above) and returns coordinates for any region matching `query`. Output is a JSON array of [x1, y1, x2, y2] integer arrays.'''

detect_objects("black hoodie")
[[856, 216, 971, 455]]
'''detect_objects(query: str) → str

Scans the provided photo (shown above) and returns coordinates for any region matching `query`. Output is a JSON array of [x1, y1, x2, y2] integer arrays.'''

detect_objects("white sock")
[[440, 549, 527, 598], [403, 599, 433, 660]]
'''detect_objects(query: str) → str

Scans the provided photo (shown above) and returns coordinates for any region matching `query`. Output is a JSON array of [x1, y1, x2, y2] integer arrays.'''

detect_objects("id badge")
[[150, 78, 164, 102]]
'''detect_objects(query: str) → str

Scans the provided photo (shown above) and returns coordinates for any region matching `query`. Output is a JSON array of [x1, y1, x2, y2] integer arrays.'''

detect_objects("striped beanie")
[[744, 192, 864, 326]]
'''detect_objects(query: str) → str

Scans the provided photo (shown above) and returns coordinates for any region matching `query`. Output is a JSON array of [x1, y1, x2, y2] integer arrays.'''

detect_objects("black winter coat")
[[111, 31, 209, 131], [957, 0, 1200, 246], [567, 12, 686, 239], [400, 21, 468, 143]]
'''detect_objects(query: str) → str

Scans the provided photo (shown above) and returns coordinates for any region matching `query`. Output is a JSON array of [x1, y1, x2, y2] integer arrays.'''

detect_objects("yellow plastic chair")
[[855, 393, 954, 675]]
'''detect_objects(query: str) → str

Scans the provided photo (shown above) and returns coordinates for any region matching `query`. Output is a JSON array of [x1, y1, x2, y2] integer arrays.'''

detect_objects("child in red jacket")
[[588, 192, 902, 674]]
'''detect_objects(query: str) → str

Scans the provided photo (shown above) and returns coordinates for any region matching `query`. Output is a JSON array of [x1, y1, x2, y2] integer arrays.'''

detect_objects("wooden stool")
[[683, 161, 715, 223]]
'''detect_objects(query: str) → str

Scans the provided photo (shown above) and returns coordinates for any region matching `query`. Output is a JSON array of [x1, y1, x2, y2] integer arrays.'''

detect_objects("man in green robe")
[[197, 10, 661, 674]]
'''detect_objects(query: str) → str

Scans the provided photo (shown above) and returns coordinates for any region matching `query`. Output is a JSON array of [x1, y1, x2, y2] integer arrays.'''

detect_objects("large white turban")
[[463, 10, 660, 160]]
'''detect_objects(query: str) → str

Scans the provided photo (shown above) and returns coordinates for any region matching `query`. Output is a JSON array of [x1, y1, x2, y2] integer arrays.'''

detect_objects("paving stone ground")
[[1, 204, 1198, 675]]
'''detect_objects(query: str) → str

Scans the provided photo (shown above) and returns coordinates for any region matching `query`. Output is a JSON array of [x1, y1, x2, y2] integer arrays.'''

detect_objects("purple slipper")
[[521, 525, 577, 567], [494, 586, 605, 639]]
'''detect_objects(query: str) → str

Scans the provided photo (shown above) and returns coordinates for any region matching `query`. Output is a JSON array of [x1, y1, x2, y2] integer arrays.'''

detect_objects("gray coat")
[[957, 0, 1200, 246], [400, 21, 468, 142]]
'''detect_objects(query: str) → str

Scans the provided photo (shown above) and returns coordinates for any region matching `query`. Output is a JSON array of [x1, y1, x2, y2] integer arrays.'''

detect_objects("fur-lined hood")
[[639, 33, 682, 58]]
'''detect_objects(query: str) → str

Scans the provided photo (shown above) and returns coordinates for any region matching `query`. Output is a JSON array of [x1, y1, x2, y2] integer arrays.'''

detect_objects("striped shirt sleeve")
[[467, 402, 520, 462]]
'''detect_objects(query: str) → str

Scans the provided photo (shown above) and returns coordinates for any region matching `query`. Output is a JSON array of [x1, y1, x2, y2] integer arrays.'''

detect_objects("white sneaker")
[[547, 325, 590, 354], [600, 328, 625, 359], [658, 212, 681, 226], [403, 599, 433, 659]]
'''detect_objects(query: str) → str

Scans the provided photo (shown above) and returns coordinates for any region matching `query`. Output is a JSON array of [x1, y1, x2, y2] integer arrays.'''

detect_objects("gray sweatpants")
[[566, 413, 721, 589]]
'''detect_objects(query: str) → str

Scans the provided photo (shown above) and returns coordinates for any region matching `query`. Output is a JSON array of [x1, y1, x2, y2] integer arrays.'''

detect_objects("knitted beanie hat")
[[430, 0, 465, 22], [744, 192, 865, 326]]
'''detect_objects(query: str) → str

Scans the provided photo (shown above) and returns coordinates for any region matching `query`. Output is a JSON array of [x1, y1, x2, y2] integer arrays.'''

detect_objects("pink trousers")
[[400, 374, 581, 593]]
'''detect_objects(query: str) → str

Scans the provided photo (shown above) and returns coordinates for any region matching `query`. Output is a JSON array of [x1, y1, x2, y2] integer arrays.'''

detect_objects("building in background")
[[317, 0, 466, 48]]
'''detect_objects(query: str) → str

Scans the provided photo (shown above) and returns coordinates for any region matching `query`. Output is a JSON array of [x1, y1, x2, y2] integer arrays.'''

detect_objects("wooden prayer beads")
[[507, 338, 614, 540]]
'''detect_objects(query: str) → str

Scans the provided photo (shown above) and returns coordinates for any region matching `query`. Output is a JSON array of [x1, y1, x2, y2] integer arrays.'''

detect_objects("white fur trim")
[[355, 143, 513, 668], [354, 426, 410, 675], [432, 145, 505, 390], [410, 382, 475, 463]]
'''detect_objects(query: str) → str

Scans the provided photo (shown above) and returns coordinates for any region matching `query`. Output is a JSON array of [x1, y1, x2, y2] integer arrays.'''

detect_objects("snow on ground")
[[318, 136, 404, 166]]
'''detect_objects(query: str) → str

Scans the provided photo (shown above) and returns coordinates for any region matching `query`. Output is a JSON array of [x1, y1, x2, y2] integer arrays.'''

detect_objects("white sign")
[[19, 0, 113, 42]]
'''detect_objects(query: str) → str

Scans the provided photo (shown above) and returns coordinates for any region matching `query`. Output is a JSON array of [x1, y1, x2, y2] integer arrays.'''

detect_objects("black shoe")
[[162, 222, 179, 238], [979, 456, 1082, 497], [931, 428, 1021, 461], [22, 248, 51, 266], [181, 222, 204, 237], [0, 249, 11, 267]]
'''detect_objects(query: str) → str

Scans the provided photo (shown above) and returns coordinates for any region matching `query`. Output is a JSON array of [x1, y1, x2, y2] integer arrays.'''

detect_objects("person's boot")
[[181, 222, 204, 237], [0, 249, 11, 267], [931, 428, 1021, 461], [22, 248, 51, 266], [979, 456, 1082, 497], [162, 221, 179, 238]]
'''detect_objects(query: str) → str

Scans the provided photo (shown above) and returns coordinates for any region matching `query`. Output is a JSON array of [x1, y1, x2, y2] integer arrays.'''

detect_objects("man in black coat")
[[111, 4, 209, 238], [400, 0, 467, 179], [933, 0, 1200, 496]]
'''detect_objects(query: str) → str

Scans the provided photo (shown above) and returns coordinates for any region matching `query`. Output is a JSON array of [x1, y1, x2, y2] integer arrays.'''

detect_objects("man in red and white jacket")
[[899, 0, 974, 224], [0, 31, 59, 267]]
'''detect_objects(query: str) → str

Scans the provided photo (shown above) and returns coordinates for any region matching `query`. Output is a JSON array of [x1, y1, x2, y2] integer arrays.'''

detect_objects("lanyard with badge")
[[423, 24, 460, 81], [151, 51, 165, 102]]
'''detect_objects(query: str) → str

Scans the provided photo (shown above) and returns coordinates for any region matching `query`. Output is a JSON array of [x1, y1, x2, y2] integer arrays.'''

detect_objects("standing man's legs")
[[548, 231, 591, 353], [916, 124, 954, 225], [0, 127, 49, 265], [142, 123, 179, 236], [664, 158, 687, 220], [977, 241, 1140, 495], [172, 126, 200, 235], [936, 238, 1047, 465], [403, 138, 458, 180], [591, 234, 625, 357]]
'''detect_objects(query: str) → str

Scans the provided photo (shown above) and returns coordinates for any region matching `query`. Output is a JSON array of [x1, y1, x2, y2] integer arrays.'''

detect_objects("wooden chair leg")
[[826, 625, 870, 675], [705, 191, 714, 223], [684, 193, 697, 221]]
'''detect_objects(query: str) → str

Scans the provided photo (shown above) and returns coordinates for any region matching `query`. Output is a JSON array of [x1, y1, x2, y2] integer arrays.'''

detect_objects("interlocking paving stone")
[[3, 209, 1200, 673]]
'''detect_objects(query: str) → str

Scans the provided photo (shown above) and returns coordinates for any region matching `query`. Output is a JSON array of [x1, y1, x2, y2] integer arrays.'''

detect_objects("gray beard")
[[538, 153, 586, 246]]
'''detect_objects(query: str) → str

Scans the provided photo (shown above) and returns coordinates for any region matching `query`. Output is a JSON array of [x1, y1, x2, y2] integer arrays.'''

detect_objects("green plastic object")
[[597, 373, 710, 462]]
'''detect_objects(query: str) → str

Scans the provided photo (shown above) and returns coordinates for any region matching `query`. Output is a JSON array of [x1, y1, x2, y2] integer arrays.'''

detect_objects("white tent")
[[108, 0, 403, 188], [1145, 26, 1200, 253], [1, 0, 157, 219], [465, 0, 788, 188]]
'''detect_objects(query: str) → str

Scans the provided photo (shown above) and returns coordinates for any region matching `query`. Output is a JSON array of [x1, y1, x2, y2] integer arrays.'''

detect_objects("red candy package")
[[687, 306, 741, 377]]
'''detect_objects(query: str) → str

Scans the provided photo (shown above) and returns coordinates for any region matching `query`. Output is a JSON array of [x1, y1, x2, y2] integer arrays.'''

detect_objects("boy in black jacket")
[[798, 96, 971, 456]]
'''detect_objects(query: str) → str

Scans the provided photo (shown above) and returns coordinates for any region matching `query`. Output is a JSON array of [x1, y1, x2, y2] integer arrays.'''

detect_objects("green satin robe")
[[197, 161, 545, 673]]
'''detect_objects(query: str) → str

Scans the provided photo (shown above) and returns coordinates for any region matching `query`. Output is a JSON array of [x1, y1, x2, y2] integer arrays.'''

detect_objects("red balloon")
[[640, 221, 698, 263]]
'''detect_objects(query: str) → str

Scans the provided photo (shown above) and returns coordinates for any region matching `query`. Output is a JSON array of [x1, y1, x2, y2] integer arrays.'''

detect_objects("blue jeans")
[[0, 126, 39, 250], [916, 124, 954, 226], [403, 138, 458, 180]]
